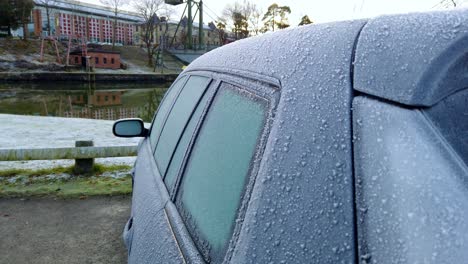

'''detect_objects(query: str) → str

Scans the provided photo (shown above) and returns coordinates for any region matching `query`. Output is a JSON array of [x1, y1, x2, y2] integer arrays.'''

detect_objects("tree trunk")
[[46, 7, 51, 36], [147, 44, 153, 67], [23, 22, 29, 40], [112, 8, 117, 50]]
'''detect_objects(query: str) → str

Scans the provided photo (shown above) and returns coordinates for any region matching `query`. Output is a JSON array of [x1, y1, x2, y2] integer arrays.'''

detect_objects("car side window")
[[154, 76, 211, 175], [175, 83, 268, 263], [149, 76, 187, 149], [164, 84, 214, 193]]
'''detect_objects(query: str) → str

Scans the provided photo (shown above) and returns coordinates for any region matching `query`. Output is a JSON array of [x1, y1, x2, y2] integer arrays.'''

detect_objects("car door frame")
[[160, 69, 281, 263]]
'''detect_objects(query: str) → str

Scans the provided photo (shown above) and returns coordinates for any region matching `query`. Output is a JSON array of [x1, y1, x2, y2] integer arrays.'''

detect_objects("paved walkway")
[[0, 196, 130, 264]]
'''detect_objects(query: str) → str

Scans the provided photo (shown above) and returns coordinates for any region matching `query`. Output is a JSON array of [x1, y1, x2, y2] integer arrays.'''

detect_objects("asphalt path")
[[0, 196, 130, 264]]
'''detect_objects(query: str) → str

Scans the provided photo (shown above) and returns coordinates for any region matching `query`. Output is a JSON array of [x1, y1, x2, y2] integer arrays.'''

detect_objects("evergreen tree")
[[261, 3, 291, 32], [0, 0, 19, 36], [16, 0, 34, 39], [298, 15, 313, 26]]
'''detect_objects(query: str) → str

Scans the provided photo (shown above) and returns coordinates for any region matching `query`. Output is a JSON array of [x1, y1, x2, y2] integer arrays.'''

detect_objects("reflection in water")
[[0, 82, 169, 122]]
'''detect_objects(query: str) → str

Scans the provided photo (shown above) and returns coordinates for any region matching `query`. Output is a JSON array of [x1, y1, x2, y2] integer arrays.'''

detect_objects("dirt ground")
[[0, 196, 130, 264]]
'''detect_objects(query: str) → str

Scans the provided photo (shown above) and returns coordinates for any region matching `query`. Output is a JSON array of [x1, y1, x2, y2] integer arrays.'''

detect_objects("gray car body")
[[123, 9, 468, 264]]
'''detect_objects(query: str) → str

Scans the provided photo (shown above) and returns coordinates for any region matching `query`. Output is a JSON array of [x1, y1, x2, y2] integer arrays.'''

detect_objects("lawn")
[[0, 164, 133, 198]]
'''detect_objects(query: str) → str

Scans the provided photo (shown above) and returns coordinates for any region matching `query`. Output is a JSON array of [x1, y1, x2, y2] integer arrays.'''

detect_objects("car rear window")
[[176, 83, 268, 263]]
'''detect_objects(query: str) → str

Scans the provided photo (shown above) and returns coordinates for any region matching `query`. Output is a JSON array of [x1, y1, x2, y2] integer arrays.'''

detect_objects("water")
[[0, 82, 170, 122]]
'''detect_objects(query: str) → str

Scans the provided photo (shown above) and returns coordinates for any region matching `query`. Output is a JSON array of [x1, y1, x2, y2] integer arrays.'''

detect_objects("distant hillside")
[[0, 38, 185, 73], [100, 45, 186, 74], [0, 38, 68, 72]]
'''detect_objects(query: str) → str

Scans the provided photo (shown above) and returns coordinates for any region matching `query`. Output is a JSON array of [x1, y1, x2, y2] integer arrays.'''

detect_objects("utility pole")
[[187, 0, 193, 49], [165, 0, 203, 50], [198, 0, 203, 50]]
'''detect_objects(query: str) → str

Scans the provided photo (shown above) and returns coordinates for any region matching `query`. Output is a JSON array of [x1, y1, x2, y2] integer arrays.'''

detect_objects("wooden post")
[[53, 38, 62, 64], [66, 36, 72, 66], [40, 38, 45, 62], [74, 140, 94, 174]]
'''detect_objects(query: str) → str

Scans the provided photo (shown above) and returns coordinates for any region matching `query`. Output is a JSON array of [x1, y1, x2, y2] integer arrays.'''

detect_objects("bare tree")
[[434, 0, 462, 8], [248, 5, 262, 36], [216, 21, 227, 45], [100, 0, 126, 49], [133, 0, 167, 67], [222, 0, 256, 39], [66, 1, 88, 38], [36, 0, 56, 36]]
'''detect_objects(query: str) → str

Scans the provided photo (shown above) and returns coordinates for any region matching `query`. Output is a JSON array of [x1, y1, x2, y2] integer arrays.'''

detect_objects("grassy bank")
[[0, 164, 132, 198]]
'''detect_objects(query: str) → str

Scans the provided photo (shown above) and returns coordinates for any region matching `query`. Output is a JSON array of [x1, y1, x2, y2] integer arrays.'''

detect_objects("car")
[[112, 9, 468, 264]]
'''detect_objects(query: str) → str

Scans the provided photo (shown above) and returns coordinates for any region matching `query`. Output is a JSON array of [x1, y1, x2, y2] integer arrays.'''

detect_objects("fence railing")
[[0, 140, 138, 174]]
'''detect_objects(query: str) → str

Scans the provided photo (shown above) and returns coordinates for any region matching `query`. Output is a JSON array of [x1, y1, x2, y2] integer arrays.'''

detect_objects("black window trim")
[[169, 76, 278, 263], [151, 75, 213, 176], [147, 75, 189, 150], [163, 79, 220, 194]]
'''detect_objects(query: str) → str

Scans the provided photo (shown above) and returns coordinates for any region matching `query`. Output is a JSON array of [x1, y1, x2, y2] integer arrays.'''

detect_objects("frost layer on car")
[[188, 19, 367, 263], [353, 96, 468, 263], [354, 9, 468, 106]]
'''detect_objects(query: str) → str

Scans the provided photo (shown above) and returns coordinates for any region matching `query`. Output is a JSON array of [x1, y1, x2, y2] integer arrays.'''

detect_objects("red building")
[[31, 0, 139, 45], [69, 49, 121, 70]]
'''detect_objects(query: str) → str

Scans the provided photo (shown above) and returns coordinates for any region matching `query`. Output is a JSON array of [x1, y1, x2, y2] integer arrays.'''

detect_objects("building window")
[[103, 57, 107, 64], [105, 96, 108, 102], [111, 58, 115, 64], [112, 95, 116, 101], [95, 57, 99, 64], [97, 95, 100, 102], [74, 56, 78, 64]]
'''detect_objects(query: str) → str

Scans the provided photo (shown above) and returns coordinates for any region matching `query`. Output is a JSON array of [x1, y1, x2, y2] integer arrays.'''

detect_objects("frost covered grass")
[[0, 176, 132, 198], [0, 164, 131, 178], [0, 163, 132, 198]]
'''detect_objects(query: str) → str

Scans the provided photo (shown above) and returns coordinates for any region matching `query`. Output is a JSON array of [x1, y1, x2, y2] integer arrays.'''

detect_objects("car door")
[[160, 73, 279, 263], [127, 73, 215, 263], [352, 10, 468, 264]]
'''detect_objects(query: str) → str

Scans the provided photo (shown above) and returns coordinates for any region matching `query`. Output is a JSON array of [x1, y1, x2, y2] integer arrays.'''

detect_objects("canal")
[[0, 82, 170, 122]]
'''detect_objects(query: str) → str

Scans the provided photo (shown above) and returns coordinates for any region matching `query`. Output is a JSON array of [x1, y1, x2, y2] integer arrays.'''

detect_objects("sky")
[[83, 0, 467, 26], [170, 0, 466, 25]]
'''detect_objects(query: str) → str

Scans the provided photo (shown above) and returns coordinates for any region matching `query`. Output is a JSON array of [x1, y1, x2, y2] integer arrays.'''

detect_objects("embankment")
[[0, 72, 178, 83]]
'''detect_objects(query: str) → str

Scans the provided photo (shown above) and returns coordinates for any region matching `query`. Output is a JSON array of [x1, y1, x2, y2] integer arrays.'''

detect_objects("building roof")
[[34, 0, 216, 31], [34, 0, 142, 22], [70, 49, 121, 55]]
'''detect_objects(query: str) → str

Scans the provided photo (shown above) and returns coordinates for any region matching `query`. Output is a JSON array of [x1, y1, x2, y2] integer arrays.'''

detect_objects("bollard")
[[74, 140, 94, 174]]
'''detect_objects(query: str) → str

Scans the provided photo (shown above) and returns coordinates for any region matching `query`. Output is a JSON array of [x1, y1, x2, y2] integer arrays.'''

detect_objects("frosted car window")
[[149, 76, 187, 149], [164, 85, 212, 193], [155, 76, 211, 175], [176, 84, 267, 263]]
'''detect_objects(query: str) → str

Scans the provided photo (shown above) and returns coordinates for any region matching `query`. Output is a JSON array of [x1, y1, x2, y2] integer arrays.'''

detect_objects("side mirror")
[[113, 118, 148, 138]]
